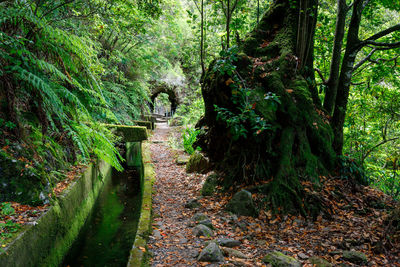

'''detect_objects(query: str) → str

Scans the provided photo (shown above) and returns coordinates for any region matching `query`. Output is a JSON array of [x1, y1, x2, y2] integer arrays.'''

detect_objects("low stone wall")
[[127, 142, 155, 267], [0, 126, 150, 267], [0, 160, 112, 267]]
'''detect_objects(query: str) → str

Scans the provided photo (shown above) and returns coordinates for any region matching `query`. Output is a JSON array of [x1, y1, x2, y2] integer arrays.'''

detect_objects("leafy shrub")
[[173, 96, 205, 126], [213, 46, 280, 140], [0, 203, 15, 216], [0, 202, 20, 247], [182, 127, 201, 155]]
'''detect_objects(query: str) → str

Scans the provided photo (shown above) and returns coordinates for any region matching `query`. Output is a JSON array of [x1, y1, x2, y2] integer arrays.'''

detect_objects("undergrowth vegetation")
[[0, 0, 196, 205]]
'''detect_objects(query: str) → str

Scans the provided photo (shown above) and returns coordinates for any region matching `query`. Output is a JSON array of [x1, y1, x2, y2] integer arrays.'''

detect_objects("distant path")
[[148, 122, 207, 266]]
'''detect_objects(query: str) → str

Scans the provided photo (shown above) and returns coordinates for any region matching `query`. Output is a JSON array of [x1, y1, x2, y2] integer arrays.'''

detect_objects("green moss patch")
[[105, 124, 148, 142], [133, 121, 153, 130], [127, 142, 155, 267]]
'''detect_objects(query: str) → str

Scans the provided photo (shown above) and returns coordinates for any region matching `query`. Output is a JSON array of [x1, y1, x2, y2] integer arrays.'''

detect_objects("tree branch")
[[363, 137, 400, 162], [363, 40, 400, 47], [314, 68, 328, 84], [40, 0, 74, 19], [192, 0, 201, 13], [219, 0, 227, 18], [353, 48, 377, 70], [364, 23, 400, 42]]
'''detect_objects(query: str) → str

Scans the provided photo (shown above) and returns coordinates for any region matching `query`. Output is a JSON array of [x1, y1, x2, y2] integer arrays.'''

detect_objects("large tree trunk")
[[197, 0, 336, 214]]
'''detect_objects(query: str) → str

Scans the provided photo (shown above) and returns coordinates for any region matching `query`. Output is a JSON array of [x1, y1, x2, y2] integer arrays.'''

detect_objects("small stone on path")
[[217, 238, 241, 247], [309, 256, 332, 267], [221, 247, 247, 259], [297, 252, 309, 260], [197, 242, 224, 262], [262, 251, 301, 267], [193, 224, 214, 237], [192, 213, 209, 221], [185, 199, 201, 209], [226, 189, 258, 217], [152, 229, 162, 240], [198, 219, 214, 229], [342, 250, 368, 264]]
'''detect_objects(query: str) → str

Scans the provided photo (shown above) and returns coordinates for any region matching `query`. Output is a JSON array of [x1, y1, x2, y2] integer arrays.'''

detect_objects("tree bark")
[[331, 0, 365, 154], [323, 0, 348, 115], [198, 0, 335, 214]]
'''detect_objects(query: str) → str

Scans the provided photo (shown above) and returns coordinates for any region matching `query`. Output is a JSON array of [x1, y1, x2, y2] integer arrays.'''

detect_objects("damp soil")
[[62, 167, 142, 267]]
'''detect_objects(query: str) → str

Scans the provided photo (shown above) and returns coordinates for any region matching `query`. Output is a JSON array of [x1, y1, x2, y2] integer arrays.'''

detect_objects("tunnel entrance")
[[150, 88, 178, 117]]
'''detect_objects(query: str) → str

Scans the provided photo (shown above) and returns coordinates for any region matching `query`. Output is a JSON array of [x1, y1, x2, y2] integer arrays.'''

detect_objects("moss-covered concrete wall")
[[127, 142, 155, 267], [104, 124, 148, 142], [0, 160, 112, 267], [126, 142, 143, 168]]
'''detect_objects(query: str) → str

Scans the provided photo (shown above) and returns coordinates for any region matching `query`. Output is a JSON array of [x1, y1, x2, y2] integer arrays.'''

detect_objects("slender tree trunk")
[[226, 0, 230, 48], [200, 0, 205, 75], [257, 0, 260, 24], [323, 0, 348, 115], [332, 0, 365, 154]]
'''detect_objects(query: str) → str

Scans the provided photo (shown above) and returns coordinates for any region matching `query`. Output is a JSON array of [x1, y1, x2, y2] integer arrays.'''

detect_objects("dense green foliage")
[[0, 0, 399, 206], [314, 1, 400, 198], [0, 0, 196, 204]]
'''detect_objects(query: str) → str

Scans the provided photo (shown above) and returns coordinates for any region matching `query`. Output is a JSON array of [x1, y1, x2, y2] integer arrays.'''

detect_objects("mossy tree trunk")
[[197, 0, 336, 214]]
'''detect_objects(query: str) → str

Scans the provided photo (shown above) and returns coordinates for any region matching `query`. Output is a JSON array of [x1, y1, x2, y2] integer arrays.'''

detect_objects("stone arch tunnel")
[[150, 86, 180, 116]]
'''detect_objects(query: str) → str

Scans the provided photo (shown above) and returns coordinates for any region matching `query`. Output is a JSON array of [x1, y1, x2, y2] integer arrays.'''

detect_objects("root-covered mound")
[[196, 0, 337, 214]]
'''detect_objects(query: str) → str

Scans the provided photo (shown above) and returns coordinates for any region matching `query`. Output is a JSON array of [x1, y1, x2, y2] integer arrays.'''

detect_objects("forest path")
[[146, 123, 399, 267], [148, 122, 209, 266]]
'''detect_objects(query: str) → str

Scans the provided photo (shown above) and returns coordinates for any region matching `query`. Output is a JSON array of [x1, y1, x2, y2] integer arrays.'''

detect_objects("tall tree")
[[316, 0, 400, 154], [198, 0, 399, 213], [198, 0, 334, 214], [219, 0, 240, 48]]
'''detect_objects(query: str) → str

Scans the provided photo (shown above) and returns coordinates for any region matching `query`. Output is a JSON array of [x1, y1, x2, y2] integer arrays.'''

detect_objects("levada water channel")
[[62, 162, 142, 267]]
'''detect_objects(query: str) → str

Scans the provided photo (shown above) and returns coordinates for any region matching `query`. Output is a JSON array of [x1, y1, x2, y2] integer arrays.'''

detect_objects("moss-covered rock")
[[342, 250, 368, 264], [309, 256, 332, 267], [193, 224, 213, 237], [201, 173, 218, 196], [186, 152, 210, 174], [262, 251, 301, 267], [197, 242, 223, 262], [226, 190, 258, 217]]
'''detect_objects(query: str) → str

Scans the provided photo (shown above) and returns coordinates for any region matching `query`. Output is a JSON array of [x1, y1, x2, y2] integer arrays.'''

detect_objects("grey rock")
[[221, 247, 247, 259], [153, 229, 162, 239], [179, 237, 188, 243], [217, 238, 241, 247], [186, 152, 210, 174], [309, 256, 332, 267], [193, 224, 214, 237], [342, 250, 368, 264], [176, 155, 190, 165], [185, 199, 201, 209], [256, 239, 267, 246], [297, 252, 309, 260], [199, 219, 214, 229], [197, 242, 224, 262], [192, 213, 209, 222], [201, 173, 218, 196], [226, 190, 258, 217], [190, 249, 200, 258], [262, 251, 301, 267]]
